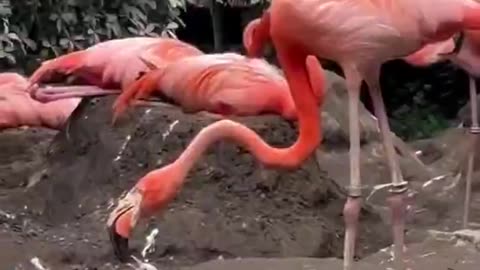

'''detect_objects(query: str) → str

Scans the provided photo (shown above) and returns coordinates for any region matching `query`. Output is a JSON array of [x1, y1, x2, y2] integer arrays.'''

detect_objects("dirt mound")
[[0, 89, 391, 269], [0, 127, 56, 190], [4, 70, 464, 269]]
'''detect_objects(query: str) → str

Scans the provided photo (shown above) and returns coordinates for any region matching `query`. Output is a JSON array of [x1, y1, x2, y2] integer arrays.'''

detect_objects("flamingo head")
[[403, 38, 456, 66], [243, 12, 271, 58], [107, 164, 185, 262], [107, 187, 142, 262]]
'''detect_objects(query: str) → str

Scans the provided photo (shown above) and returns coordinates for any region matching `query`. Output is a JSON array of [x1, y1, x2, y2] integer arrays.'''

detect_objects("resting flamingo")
[[242, 1, 480, 269], [27, 37, 204, 102], [404, 30, 480, 229], [106, 55, 325, 261], [0, 72, 80, 130], [111, 52, 324, 123]]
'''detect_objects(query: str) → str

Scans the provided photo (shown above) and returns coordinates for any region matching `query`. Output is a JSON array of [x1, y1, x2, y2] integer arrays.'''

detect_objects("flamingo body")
[[0, 73, 80, 130], [112, 52, 323, 122], [270, 0, 477, 68], [245, 1, 480, 270], [28, 37, 204, 102]]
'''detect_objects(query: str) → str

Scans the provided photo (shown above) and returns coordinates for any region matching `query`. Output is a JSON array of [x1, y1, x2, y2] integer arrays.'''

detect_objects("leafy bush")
[[382, 61, 468, 140], [0, 0, 187, 69]]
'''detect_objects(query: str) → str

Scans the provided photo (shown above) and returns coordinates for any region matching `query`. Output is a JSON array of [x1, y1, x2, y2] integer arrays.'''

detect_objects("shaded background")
[[0, 0, 473, 140]]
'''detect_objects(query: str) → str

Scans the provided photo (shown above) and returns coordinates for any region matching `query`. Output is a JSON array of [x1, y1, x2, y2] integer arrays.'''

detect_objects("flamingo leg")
[[342, 67, 363, 270], [31, 85, 120, 102], [365, 69, 407, 270], [463, 76, 479, 228], [216, 136, 230, 171]]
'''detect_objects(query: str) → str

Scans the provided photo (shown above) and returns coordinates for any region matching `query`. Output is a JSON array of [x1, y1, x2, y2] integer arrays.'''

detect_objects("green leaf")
[[127, 26, 138, 35], [0, 51, 16, 64], [73, 35, 85, 40], [3, 45, 14, 52], [61, 12, 78, 24], [0, 2, 12, 17], [143, 0, 157, 10], [59, 38, 70, 48], [166, 22, 178, 30], [41, 39, 51, 47], [49, 13, 58, 21], [7, 33, 19, 41]]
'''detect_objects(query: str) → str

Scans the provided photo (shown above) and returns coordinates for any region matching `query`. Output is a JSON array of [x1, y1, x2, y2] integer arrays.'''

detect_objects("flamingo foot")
[[107, 188, 143, 262], [343, 196, 361, 270], [388, 186, 408, 270]]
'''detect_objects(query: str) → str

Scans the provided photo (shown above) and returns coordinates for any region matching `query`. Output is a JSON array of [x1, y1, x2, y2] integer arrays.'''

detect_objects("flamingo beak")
[[107, 205, 133, 262], [438, 31, 465, 57], [106, 188, 143, 262]]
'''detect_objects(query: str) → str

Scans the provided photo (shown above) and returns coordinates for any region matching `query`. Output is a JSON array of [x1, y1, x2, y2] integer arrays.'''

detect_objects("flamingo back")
[[29, 37, 202, 89], [99, 37, 203, 88], [269, 0, 472, 65], [158, 53, 295, 117], [140, 38, 204, 69]]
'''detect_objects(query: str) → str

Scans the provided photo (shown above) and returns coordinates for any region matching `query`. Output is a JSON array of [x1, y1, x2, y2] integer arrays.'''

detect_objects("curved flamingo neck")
[[244, 11, 271, 58], [173, 43, 322, 177]]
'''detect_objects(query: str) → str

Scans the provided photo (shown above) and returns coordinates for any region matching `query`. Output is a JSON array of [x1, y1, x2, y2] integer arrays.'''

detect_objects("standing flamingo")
[[27, 37, 204, 102], [111, 52, 324, 123], [106, 51, 325, 261], [243, 1, 480, 270], [403, 31, 480, 229], [0, 73, 80, 130]]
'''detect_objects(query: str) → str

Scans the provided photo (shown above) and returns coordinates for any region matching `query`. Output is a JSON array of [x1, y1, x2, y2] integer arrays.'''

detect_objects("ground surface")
[[0, 96, 390, 270], [1, 72, 480, 269]]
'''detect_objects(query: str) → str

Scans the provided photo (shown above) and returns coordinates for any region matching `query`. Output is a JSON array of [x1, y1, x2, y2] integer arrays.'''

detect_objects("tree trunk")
[[209, 0, 223, 52]]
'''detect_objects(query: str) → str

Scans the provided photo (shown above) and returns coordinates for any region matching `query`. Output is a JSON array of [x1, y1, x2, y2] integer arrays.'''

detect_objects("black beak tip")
[[107, 221, 130, 262]]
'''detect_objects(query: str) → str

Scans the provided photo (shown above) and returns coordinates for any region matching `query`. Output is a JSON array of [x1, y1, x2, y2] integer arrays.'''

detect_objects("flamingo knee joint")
[[346, 185, 368, 197], [469, 126, 480, 134], [389, 181, 409, 194]]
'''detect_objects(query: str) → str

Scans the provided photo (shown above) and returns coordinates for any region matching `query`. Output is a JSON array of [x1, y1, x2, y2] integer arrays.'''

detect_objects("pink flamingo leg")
[[30, 85, 120, 103], [342, 67, 363, 270], [464, 76, 479, 228], [365, 68, 407, 270]]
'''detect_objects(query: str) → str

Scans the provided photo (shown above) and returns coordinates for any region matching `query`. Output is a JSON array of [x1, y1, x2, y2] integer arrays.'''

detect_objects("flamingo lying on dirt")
[[106, 55, 325, 262], [404, 31, 480, 230], [243, 1, 480, 269], [27, 37, 204, 102], [0, 72, 80, 130], [111, 52, 324, 123]]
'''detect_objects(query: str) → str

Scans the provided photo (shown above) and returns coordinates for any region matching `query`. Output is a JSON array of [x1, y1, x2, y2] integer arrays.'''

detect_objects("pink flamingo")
[[105, 55, 325, 261], [111, 52, 324, 123], [242, 1, 480, 269], [0, 72, 80, 130], [404, 30, 480, 229], [27, 37, 204, 102]]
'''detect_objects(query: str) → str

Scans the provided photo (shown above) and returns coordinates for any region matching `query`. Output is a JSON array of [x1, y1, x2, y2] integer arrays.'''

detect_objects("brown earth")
[[1, 71, 480, 270]]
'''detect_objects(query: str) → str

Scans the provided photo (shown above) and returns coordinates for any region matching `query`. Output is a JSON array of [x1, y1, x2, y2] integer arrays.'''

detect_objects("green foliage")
[[385, 66, 462, 140], [0, 0, 186, 68], [390, 106, 450, 141]]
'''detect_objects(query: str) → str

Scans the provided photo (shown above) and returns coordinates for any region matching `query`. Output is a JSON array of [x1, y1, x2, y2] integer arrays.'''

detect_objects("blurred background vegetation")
[[0, 0, 472, 141]]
